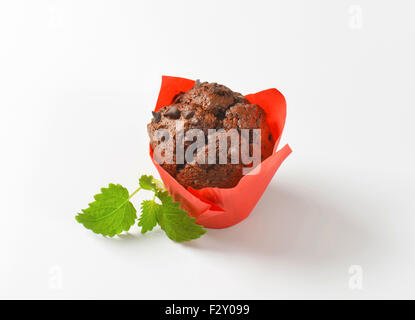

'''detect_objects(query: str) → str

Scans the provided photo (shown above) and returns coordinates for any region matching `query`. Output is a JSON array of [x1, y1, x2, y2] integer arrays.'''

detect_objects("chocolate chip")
[[182, 110, 194, 119], [165, 106, 181, 119], [152, 111, 161, 123], [216, 109, 226, 120], [176, 163, 185, 170], [212, 86, 226, 96], [194, 79, 201, 88], [172, 92, 184, 103]]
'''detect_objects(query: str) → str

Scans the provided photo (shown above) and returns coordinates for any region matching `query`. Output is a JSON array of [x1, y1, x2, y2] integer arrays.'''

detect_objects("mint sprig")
[[76, 175, 206, 242]]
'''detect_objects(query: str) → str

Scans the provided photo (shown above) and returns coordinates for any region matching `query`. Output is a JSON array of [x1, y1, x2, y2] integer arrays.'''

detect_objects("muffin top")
[[147, 81, 274, 189]]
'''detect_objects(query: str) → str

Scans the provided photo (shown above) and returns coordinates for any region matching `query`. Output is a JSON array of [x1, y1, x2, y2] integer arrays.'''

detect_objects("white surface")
[[1, 0, 414, 299]]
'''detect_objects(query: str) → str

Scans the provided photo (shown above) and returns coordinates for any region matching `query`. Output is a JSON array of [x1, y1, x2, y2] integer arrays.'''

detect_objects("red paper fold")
[[150, 76, 292, 229]]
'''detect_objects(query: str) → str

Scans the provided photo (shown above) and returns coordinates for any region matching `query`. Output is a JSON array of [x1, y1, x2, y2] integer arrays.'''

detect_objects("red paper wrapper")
[[150, 76, 292, 229]]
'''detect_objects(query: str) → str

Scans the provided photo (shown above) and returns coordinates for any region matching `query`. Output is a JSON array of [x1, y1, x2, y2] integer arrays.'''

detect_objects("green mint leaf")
[[138, 200, 160, 233], [76, 184, 137, 237], [139, 174, 157, 191], [156, 191, 206, 242], [156, 190, 176, 206]]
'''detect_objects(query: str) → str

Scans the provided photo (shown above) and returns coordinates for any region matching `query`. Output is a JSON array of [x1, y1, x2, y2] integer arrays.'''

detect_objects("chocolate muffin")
[[147, 81, 275, 189]]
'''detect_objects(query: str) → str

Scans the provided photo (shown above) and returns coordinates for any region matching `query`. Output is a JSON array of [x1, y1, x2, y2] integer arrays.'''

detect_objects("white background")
[[1, 0, 414, 299]]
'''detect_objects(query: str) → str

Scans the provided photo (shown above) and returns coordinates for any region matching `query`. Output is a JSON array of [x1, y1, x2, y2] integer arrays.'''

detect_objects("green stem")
[[129, 186, 141, 199], [153, 178, 165, 190]]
